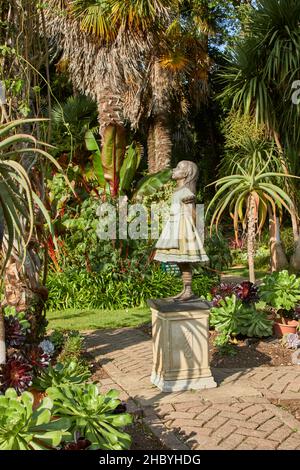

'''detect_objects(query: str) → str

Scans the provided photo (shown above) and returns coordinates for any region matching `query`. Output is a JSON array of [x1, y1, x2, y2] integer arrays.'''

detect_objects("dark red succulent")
[[62, 432, 91, 450], [4, 316, 26, 348], [234, 281, 259, 304], [25, 346, 50, 369], [211, 283, 235, 306], [113, 401, 127, 414], [0, 354, 33, 394]]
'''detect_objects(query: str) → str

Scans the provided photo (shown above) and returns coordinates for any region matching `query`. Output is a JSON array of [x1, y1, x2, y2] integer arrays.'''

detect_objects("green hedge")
[[47, 268, 218, 310]]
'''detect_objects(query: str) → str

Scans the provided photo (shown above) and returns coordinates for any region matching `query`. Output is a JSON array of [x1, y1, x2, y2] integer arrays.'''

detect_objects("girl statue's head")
[[172, 160, 199, 194]]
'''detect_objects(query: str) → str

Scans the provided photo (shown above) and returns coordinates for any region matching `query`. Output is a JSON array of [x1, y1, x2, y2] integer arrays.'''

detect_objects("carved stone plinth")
[[147, 299, 217, 392]]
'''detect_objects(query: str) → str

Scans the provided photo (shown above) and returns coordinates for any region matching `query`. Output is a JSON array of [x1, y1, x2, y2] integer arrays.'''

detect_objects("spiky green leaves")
[[0, 119, 67, 272]]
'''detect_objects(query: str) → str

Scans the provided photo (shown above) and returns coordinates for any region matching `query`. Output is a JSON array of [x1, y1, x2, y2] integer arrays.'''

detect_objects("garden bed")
[[209, 331, 294, 368], [87, 355, 167, 450], [140, 324, 295, 368]]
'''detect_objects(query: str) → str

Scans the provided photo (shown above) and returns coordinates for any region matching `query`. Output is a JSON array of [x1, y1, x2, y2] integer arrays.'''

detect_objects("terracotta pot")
[[29, 388, 47, 409], [273, 319, 299, 338]]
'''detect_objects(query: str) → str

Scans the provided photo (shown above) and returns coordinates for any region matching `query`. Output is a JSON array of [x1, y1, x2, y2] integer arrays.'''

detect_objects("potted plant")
[[259, 271, 300, 337]]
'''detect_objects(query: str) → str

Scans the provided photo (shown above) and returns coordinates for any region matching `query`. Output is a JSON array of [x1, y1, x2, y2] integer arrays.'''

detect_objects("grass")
[[46, 306, 151, 331], [222, 266, 267, 280]]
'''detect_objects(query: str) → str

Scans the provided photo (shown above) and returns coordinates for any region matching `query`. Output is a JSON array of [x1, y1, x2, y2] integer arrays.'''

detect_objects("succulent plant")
[[0, 388, 71, 450], [260, 270, 300, 312], [33, 360, 91, 392], [25, 346, 51, 369], [62, 431, 91, 451], [47, 384, 133, 450], [39, 339, 55, 356], [4, 316, 26, 348], [234, 281, 259, 304], [0, 354, 33, 394], [281, 333, 300, 349], [113, 401, 127, 414], [49, 330, 65, 350], [211, 283, 235, 306]]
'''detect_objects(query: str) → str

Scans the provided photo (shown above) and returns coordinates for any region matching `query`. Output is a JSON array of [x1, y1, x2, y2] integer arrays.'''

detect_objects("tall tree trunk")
[[247, 195, 256, 283], [148, 60, 172, 174], [147, 117, 172, 173], [147, 123, 156, 173], [97, 85, 124, 138], [269, 212, 289, 272], [274, 131, 299, 242]]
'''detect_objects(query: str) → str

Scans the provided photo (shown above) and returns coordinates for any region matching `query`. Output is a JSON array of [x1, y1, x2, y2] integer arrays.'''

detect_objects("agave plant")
[[0, 118, 69, 364], [0, 119, 62, 269], [206, 147, 299, 282]]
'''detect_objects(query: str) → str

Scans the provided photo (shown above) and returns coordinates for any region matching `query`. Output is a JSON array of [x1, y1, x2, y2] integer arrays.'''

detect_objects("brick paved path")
[[85, 328, 300, 450]]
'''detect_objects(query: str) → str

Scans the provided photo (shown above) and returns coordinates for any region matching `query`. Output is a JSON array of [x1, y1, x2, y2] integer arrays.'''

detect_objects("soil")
[[140, 323, 295, 368], [272, 400, 300, 424], [128, 423, 167, 450]]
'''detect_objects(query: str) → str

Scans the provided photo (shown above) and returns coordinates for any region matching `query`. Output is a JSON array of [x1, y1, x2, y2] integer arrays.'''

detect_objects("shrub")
[[47, 267, 218, 310], [205, 231, 232, 271], [57, 332, 83, 363]]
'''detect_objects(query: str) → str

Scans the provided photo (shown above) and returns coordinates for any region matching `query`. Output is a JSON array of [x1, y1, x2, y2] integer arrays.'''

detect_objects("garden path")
[[85, 328, 300, 450]]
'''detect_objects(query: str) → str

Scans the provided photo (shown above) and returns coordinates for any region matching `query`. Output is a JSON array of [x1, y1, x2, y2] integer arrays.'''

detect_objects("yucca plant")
[[219, 0, 300, 245], [206, 147, 299, 282], [0, 119, 66, 364]]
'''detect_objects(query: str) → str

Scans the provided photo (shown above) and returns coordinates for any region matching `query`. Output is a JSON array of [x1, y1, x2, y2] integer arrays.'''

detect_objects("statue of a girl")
[[154, 161, 209, 301]]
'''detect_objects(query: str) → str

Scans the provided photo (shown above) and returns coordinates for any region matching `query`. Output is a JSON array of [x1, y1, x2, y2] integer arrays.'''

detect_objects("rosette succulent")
[[0, 354, 33, 394], [4, 316, 26, 348], [234, 281, 259, 304], [39, 340, 55, 356], [26, 346, 50, 370], [0, 388, 71, 450], [211, 283, 235, 306], [33, 360, 91, 392], [47, 384, 132, 450]]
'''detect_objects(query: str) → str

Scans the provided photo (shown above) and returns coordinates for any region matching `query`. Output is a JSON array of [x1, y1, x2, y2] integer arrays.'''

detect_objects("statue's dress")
[[154, 186, 209, 264]]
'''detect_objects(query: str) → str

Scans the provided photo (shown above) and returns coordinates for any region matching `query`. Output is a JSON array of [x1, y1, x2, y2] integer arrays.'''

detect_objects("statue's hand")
[[182, 195, 196, 204]]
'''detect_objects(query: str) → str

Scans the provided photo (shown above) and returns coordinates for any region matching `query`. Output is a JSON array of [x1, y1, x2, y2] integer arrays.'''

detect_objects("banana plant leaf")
[[133, 169, 172, 200], [119, 141, 142, 193], [85, 130, 105, 187], [101, 124, 126, 197]]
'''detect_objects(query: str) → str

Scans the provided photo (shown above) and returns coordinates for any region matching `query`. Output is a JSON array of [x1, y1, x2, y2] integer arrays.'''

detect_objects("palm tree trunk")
[[147, 117, 172, 173], [147, 123, 156, 173], [247, 195, 256, 283], [148, 60, 172, 174], [269, 211, 289, 272]]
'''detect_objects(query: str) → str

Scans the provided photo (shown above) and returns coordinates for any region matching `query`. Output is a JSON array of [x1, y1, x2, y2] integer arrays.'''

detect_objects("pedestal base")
[[151, 372, 217, 392], [148, 298, 217, 393]]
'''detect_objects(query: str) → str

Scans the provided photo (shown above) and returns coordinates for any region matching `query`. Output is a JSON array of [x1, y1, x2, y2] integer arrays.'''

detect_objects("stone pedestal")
[[148, 298, 217, 392]]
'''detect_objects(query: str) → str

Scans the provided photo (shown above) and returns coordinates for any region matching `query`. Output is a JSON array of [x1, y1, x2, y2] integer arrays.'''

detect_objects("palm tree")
[[206, 147, 298, 283], [219, 0, 300, 247], [44, 1, 212, 175], [0, 119, 65, 364]]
